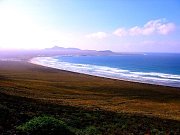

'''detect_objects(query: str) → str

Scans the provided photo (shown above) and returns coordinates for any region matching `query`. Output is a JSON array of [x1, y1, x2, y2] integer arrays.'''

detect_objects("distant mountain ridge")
[[46, 46, 81, 51], [45, 46, 115, 55], [0, 46, 121, 59]]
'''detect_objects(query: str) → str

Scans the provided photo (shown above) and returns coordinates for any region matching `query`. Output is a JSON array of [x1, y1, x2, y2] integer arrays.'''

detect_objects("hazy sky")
[[0, 0, 180, 52]]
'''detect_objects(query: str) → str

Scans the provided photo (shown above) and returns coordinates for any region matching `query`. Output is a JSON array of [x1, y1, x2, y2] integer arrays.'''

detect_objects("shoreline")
[[30, 56, 180, 89], [0, 60, 180, 121], [0, 59, 180, 124]]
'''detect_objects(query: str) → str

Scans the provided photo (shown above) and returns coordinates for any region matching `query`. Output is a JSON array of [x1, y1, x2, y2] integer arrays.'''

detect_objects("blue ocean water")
[[31, 53, 180, 87]]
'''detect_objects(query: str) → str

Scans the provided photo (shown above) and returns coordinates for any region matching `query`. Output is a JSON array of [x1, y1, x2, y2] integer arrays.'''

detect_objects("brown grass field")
[[0, 60, 180, 134]]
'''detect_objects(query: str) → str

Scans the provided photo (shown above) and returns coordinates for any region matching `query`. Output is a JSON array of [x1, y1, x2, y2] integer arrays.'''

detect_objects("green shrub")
[[16, 116, 75, 135], [150, 128, 166, 135], [83, 126, 100, 135]]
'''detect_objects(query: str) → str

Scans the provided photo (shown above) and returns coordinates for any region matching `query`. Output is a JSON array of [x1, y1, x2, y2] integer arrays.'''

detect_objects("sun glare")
[[0, 5, 54, 49]]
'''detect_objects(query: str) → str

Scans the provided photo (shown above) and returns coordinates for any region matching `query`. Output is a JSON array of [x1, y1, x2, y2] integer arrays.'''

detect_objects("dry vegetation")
[[0, 61, 180, 134]]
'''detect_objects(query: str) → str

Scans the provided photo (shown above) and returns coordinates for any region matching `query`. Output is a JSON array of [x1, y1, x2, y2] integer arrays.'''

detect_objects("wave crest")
[[30, 57, 180, 88]]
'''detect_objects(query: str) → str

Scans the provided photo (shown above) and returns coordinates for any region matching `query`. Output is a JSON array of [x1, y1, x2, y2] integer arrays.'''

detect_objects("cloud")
[[113, 19, 175, 37], [86, 32, 108, 39], [113, 28, 127, 37], [157, 23, 175, 35]]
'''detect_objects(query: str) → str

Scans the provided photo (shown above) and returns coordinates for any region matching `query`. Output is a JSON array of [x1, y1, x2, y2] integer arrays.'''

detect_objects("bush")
[[16, 116, 75, 135], [83, 126, 100, 135]]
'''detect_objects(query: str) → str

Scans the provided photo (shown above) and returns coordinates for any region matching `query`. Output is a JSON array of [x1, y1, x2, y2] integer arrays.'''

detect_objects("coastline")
[[30, 56, 180, 88], [0, 60, 179, 120], [0, 59, 180, 134]]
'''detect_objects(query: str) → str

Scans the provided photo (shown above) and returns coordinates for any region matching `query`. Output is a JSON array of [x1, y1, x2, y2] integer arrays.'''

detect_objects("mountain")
[[45, 46, 81, 51], [0, 46, 121, 60], [42, 46, 120, 56]]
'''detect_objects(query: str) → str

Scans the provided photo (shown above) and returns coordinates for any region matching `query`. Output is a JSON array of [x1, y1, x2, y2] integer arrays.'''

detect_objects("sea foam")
[[30, 57, 180, 88]]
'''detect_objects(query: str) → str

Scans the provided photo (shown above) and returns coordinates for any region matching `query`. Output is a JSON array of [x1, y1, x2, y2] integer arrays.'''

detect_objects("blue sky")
[[0, 0, 180, 52]]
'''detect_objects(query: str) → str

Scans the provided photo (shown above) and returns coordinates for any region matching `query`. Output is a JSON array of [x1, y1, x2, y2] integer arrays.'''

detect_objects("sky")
[[0, 0, 180, 52]]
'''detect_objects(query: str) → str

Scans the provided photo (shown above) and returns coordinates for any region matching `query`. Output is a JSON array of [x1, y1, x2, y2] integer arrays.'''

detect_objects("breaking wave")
[[30, 57, 180, 88]]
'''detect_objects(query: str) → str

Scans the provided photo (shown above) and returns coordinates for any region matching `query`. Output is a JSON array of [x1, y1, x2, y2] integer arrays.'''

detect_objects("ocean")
[[31, 53, 180, 88]]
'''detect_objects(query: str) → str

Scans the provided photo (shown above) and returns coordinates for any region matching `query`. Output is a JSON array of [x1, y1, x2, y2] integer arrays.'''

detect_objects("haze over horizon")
[[0, 0, 180, 52]]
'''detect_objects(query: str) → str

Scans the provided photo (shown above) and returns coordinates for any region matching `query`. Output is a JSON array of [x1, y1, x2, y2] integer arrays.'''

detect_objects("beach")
[[30, 54, 180, 88], [1, 0, 180, 134], [0, 60, 180, 134]]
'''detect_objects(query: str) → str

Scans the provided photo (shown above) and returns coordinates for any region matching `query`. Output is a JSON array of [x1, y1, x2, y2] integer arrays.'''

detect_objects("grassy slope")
[[0, 61, 180, 134]]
